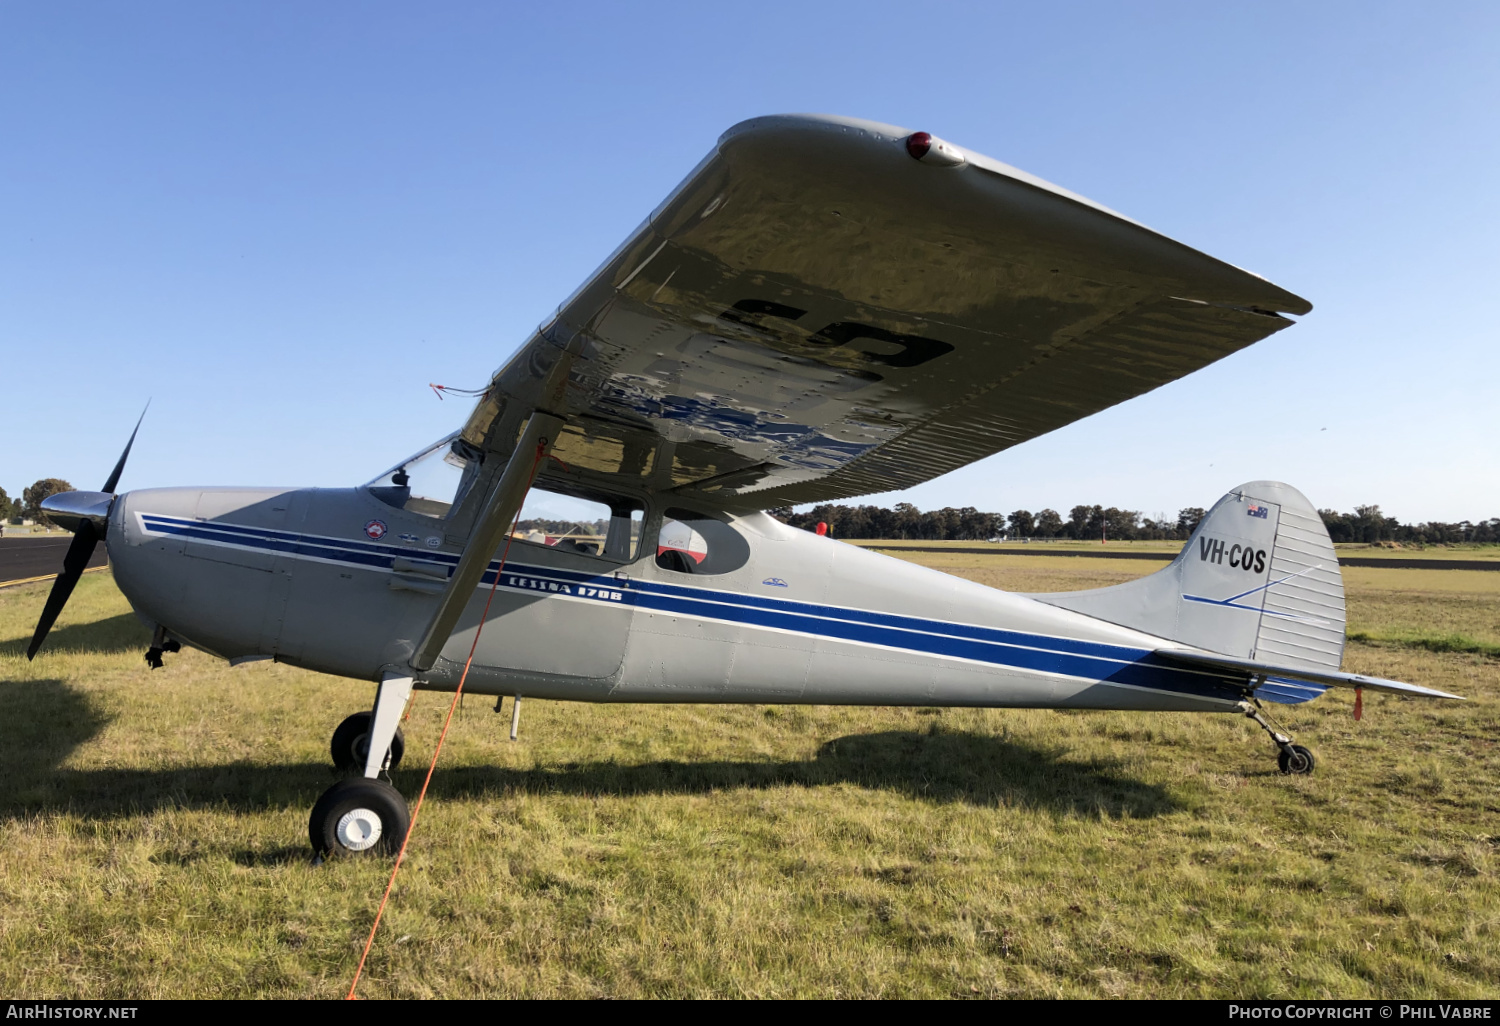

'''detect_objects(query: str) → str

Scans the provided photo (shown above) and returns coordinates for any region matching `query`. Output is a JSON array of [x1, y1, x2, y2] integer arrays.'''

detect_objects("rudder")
[[1033, 481, 1346, 672]]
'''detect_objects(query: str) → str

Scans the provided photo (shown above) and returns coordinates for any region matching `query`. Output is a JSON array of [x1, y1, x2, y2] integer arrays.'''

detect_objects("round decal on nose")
[[364, 519, 388, 541]]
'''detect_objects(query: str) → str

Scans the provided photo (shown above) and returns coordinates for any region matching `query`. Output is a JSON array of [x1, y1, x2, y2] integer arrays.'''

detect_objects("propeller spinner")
[[26, 406, 148, 660]]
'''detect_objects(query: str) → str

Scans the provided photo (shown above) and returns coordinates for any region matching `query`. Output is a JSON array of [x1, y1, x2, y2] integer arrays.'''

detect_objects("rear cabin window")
[[655, 508, 750, 575], [514, 486, 643, 561]]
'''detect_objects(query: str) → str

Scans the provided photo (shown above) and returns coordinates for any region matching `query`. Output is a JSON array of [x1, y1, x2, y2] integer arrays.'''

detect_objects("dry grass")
[[850, 539, 1500, 562], [851, 539, 1185, 555], [0, 556, 1496, 999]]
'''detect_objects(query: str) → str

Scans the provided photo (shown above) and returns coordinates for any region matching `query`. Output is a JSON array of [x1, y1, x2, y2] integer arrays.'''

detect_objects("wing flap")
[[746, 298, 1292, 505]]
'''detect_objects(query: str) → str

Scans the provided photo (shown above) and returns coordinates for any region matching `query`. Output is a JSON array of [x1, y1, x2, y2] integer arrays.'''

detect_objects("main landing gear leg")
[[1239, 698, 1316, 776], [144, 625, 181, 669], [310, 673, 414, 858]]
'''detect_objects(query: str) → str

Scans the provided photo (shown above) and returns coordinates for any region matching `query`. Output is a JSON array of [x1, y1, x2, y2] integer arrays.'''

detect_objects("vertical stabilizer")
[[1032, 482, 1346, 671]]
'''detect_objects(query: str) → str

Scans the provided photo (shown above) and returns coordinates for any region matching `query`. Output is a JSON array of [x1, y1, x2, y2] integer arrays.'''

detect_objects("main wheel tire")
[[1278, 744, 1316, 776], [330, 712, 405, 773], [309, 777, 410, 857]]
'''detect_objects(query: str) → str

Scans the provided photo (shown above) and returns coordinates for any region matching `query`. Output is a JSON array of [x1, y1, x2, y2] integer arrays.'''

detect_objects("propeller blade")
[[102, 402, 149, 494], [27, 406, 148, 660], [26, 520, 100, 660]]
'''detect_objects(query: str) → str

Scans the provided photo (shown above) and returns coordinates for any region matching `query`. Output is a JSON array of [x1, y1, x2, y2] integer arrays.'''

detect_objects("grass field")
[[849, 538, 1188, 553], [0, 551, 1496, 999], [849, 538, 1500, 561]]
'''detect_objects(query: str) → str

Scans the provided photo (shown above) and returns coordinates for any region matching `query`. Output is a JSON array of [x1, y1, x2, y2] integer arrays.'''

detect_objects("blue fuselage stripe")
[[141, 514, 1244, 700]]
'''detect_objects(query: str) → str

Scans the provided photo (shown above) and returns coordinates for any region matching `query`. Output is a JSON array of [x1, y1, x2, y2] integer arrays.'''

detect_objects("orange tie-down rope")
[[347, 440, 549, 1000]]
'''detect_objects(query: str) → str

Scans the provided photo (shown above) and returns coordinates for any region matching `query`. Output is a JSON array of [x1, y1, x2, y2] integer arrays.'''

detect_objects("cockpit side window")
[[655, 508, 750, 575], [367, 434, 484, 520], [513, 485, 644, 562]]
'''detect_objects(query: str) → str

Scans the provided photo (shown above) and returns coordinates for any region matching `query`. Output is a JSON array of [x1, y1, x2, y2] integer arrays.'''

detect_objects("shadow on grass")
[[429, 728, 1177, 818], [0, 677, 113, 791], [0, 612, 151, 659], [0, 685, 1176, 822]]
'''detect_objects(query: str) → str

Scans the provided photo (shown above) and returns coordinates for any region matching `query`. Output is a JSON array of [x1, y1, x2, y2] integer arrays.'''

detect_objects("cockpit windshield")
[[366, 433, 484, 519]]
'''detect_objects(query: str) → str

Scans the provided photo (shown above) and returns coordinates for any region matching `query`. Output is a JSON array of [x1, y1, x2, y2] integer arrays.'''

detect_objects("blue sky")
[[4, 2, 1496, 522]]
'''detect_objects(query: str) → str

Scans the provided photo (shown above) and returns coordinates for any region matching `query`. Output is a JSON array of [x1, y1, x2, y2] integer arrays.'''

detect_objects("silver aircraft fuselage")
[[106, 483, 1245, 713]]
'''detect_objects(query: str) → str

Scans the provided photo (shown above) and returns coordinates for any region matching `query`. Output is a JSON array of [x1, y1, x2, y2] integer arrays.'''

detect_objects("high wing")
[[459, 114, 1311, 509]]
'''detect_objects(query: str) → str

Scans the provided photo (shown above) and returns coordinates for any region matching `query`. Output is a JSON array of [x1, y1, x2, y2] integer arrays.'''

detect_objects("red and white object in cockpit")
[[657, 517, 708, 565]]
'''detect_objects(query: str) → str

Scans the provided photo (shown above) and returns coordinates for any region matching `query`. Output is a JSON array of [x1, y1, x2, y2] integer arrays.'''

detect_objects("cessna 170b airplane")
[[29, 115, 1462, 857]]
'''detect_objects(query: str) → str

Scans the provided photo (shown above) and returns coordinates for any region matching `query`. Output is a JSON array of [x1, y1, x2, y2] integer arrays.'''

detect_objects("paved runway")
[[0, 536, 109, 587]]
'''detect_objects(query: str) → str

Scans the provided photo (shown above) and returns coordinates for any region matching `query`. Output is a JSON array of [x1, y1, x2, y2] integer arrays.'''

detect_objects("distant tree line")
[[774, 503, 1208, 541], [1317, 505, 1500, 544], [0, 479, 75, 526], [773, 501, 1500, 545], [515, 518, 609, 537]]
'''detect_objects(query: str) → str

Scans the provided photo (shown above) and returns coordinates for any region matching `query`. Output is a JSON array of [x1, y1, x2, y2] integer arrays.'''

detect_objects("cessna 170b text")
[[29, 115, 1462, 857]]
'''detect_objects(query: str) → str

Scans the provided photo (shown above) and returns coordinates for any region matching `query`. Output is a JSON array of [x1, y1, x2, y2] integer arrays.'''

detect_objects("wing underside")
[[462, 115, 1310, 509]]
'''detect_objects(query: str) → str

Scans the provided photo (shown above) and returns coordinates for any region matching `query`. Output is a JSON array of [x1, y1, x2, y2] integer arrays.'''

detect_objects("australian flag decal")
[[1246, 504, 1268, 519]]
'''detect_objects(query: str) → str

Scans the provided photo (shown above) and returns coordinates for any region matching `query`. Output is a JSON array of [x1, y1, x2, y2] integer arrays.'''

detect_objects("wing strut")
[[408, 410, 565, 673]]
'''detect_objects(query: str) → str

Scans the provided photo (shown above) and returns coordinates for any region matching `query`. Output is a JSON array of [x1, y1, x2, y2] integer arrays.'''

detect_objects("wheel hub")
[[336, 808, 383, 851]]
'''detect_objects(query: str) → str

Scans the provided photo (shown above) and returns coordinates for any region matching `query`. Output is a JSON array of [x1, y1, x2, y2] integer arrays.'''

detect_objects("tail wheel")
[[330, 711, 405, 772], [310, 777, 410, 857], [1278, 744, 1316, 775]]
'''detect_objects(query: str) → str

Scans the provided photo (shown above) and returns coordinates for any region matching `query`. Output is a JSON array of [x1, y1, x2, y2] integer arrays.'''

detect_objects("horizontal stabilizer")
[[1156, 648, 1464, 701]]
